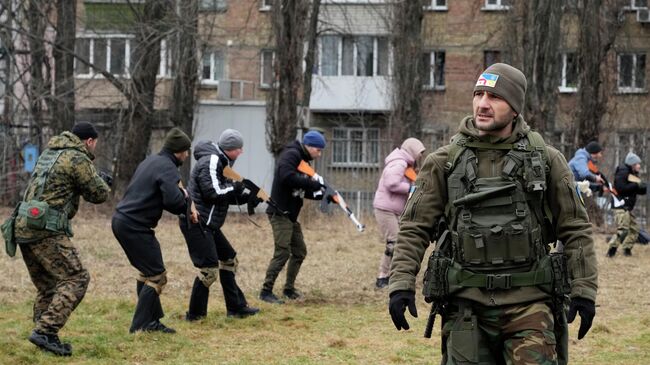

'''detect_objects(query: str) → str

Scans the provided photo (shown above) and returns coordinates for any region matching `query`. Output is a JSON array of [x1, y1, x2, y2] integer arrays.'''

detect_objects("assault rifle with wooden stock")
[[222, 166, 286, 215], [297, 160, 365, 232]]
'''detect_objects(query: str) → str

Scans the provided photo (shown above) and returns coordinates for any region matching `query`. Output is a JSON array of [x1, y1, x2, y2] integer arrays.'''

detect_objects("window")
[[629, 0, 648, 9], [75, 35, 173, 78], [483, 0, 510, 10], [422, 51, 445, 90], [618, 53, 646, 92], [201, 50, 225, 84], [425, 0, 447, 11], [260, 49, 275, 88], [484, 50, 501, 69], [318, 35, 390, 77], [199, 0, 227, 11], [559, 52, 578, 92], [332, 128, 380, 166], [260, 0, 272, 10]]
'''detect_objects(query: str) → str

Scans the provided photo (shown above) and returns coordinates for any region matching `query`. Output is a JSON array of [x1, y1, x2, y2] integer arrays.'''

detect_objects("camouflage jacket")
[[389, 116, 598, 305], [15, 132, 110, 242]]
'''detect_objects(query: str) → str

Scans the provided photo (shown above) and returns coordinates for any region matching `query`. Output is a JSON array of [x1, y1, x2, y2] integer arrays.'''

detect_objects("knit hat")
[[625, 152, 642, 166], [303, 131, 326, 149], [585, 141, 603, 154], [71, 122, 98, 140], [218, 129, 244, 151], [473, 63, 527, 115], [163, 127, 192, 153]]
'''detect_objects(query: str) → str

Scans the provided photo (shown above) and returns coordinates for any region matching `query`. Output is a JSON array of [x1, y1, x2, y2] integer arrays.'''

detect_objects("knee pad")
[[138, 271, 168, 295], [219, 257, 239, 273], [384, 241, 395, 257], [199, 267, 219, 287]]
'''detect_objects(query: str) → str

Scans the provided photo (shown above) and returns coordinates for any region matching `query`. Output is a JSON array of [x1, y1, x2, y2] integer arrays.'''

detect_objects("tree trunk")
[[390, 0, 424, 145], [52, 0, 76, 134], [520, 0, 562, 135], [170, 0, 199, 182], [300, 0, 321, 113], [266, 0, 309, 157], [113, 0, 170, 197]]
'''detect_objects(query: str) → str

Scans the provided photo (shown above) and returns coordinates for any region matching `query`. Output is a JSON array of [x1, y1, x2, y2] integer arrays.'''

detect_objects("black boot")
[[606, 246, 617, 257], [130, 285, 164, 333], [624, 248, 632, 256], [29, 330, 72, 356], [186, 277, 210, 321], [227, 306, 260, 318]]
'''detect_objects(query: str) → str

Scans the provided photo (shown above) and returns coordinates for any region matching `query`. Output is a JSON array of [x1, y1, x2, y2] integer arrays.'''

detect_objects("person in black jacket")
[[179, 129, 262, 320], [607, 152, 647, 257], [111, 127, 193, 333], [259, 131, 327, 304]]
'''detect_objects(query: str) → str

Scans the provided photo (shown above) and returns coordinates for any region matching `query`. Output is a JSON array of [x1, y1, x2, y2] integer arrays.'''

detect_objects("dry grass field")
[[1, 204, 649, 364]]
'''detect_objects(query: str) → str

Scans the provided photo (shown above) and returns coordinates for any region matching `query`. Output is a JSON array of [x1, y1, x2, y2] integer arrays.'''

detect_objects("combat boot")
[[606, 246, 617, 257], [28, 330, 72, 356], [283, 288, 303, 300], [141, 320, 176, 334], [259, 290, 284, 304], [624, 248, 632, 256], [227, 306, 260, 318]]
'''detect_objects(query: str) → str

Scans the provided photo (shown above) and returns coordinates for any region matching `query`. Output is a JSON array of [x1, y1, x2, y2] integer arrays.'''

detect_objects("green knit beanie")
[[163, 127, 192, 153], [473, 63, 527, 115]]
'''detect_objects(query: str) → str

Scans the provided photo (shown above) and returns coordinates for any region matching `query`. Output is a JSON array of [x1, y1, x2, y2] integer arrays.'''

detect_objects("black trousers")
[[111, 215, 165, 332], [179, 218, 247, 314]]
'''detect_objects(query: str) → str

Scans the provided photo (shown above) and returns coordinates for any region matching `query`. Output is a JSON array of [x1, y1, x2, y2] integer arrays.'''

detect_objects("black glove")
[[389, 290, 417, 331], [567, 297, 595, 340], [247, 195, 264, 215], [98, 170, 113, 187], [232, 181, 245, 194]]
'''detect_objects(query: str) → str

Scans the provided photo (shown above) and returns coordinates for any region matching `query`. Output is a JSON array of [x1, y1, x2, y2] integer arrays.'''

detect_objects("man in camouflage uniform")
[[15, 122, 111, 356], [388, 63, 598, 364]]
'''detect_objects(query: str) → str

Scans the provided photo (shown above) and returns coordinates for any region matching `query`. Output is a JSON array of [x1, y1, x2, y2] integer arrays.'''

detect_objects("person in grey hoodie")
[[372, 138, 425, 289]]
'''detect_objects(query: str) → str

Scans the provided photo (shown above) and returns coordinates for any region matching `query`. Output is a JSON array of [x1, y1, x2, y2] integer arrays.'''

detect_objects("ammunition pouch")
[[1, 203, 20, 257], [18, 201, 72, 237], [422, 253, 452, 302]]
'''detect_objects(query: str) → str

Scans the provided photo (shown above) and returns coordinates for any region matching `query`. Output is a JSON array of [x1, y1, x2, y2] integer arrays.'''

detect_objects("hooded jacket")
[[373, 139, 426, 214], [114, 149, 187, 228], [613, 164, 647, 211], [15, 132, 110, 242], [390, 116, 598, 305], [187, 141, 247, 230], [266, 140, 323, 222], [568, 148, 599, 183]]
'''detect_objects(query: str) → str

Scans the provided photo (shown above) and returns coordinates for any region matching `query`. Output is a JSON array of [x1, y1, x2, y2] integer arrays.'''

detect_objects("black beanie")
[[71, 122, 98, 140], [163, 127, 192, 153], [585, 141, 602, 154], [474, 63, 527, 115]]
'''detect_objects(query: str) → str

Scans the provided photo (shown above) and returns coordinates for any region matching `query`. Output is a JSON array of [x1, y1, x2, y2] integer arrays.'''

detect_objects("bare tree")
[[574, 0, 625, 146], [51, 0, 75, 133], [390, 0, 424, 144], [266, 0, 310, 157]]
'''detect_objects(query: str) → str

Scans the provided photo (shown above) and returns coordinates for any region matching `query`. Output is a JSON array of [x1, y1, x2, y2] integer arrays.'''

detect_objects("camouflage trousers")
[[608, 209, 639, 250], [262, 214, 306, 292], [20, 235, 90, 335], [441, 300, 557, 365]]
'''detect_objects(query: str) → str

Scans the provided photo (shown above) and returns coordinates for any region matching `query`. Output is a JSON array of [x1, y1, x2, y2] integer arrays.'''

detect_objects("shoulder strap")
[[27, 149, 68, 201], [525, 130, 550, 171], [445, 134, 468, 175]]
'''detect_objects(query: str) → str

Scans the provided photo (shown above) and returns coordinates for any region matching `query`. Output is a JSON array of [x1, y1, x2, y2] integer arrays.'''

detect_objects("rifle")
[[222, 166, 286, 215], [297, 160, 365, 232], [422, 218, 452, 338]]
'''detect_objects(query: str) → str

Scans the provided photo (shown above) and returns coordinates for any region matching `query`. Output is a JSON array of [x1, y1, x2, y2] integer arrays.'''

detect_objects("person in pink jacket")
[[373, 137, 426, 288]]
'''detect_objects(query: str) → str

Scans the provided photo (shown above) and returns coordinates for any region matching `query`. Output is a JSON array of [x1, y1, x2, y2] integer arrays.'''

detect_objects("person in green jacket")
[[388, 63, 598, 364], [15, 122, 110, 356]]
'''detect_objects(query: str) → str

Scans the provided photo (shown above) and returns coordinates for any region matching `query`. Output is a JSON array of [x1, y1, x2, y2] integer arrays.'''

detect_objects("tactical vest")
[[17, 148, 73, 236], [445, 131, 554, 274]]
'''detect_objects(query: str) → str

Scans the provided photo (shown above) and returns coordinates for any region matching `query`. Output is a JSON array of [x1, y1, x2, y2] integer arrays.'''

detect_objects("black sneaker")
[[606, 246, 617, 257], [185, 312, 205, 322], [227, 306, 260, 318], [259, 290, 284, 304], [624, 248, 632, 256], [28, 330, 72, 356], [141, 320, 176, 334], [283, 288, 303, 300], [375, 277, 389, 289]]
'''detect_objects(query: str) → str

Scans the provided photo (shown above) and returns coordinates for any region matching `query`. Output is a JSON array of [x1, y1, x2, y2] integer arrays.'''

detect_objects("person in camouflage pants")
[[15, 122, 110, 356]]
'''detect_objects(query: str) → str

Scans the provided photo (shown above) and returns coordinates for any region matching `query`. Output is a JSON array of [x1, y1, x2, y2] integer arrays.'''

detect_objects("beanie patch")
[[476, 73, 499, 88]]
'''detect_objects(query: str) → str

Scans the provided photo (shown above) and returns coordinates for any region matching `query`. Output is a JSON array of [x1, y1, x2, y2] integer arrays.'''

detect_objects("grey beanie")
[[625, 152, 642, 166], [473, 63, 527, 115], [218, 129, 244, 151]]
